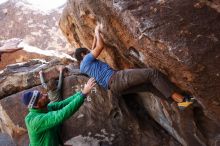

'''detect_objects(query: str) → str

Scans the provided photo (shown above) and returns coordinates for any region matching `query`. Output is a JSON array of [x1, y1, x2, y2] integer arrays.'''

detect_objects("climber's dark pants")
[[109, 68, 175, 98]]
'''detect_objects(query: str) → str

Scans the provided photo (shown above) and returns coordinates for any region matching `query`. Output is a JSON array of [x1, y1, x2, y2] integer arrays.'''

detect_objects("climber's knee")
[[144, 68, 159, 78]]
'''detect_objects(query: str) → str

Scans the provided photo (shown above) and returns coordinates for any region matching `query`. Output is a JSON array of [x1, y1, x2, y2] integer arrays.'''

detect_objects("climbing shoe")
[[178, 95, 195, 109]]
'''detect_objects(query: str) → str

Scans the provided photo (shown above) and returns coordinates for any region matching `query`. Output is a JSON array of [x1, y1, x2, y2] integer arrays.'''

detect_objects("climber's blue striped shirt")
[[80, 53, 115, 89]]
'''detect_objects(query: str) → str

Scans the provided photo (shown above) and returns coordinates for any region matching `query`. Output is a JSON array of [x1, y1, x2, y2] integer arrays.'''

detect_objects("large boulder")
[[0, 59, 74, 99], [59, 0, 220, 145]]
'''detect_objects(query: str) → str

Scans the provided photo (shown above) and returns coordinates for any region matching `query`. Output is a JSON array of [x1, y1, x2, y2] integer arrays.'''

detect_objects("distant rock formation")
[[0, 0, 73, 69], [0, 38, 75, 70]]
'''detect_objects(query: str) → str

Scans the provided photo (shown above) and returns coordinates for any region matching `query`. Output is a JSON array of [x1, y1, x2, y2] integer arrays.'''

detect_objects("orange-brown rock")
[[0, 49, 49, 70], [59, 0, 220, 145]]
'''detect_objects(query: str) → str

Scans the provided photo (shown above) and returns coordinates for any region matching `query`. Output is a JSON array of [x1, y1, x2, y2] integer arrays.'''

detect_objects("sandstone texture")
[[59, 0, 220, 145]]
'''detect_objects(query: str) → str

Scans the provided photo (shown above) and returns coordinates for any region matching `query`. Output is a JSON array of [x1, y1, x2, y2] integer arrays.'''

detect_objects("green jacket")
[[25, 92, 85, 146]]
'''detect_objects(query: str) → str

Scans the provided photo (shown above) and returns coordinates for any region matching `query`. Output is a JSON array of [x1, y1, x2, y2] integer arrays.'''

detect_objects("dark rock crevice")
[[193, 107, 220, 145], [122, 93, 181, 146]]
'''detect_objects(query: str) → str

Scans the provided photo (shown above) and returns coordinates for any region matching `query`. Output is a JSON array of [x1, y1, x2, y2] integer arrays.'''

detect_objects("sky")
[[0, 0, 7, 4], [0, 0, 67, 11]]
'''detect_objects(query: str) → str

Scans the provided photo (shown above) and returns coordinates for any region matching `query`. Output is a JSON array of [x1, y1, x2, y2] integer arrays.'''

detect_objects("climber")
[[22, 78, 96, 146], [39, 66, 64, 103], [74, 23, 194, 109]]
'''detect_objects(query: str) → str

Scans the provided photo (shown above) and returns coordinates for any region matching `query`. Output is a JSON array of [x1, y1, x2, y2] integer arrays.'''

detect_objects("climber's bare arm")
[[91, 34, 97, 50], [91, 24, 104, 58]]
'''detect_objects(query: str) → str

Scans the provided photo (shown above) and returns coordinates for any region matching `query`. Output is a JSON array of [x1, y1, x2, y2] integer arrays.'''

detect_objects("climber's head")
[[74, 48, 90, 62], [22, 90, 49, 109]]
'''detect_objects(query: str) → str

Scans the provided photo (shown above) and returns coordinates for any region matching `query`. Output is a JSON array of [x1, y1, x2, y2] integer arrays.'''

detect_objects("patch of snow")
[[31, 30, 43, 36], [2, 8, 7, 13], [18, 17, 23, 21], [1, 0, 66, 13], [25, 0, 66, 11], [18, 42, 76, 61]]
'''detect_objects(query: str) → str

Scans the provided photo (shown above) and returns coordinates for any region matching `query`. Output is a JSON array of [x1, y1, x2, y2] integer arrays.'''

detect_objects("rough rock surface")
[[0, 59, 76, 99], [59, 0, 220, 146], [0, 61, 180, 146]]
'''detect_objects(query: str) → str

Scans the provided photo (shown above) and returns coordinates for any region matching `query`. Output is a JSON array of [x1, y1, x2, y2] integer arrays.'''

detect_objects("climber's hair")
[[47, 79, 57, 91], [75, 48, 90, 62]]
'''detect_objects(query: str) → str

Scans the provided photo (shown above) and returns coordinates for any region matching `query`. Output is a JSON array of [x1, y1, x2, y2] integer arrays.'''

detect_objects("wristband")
[[80, 92, 86, 98]]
